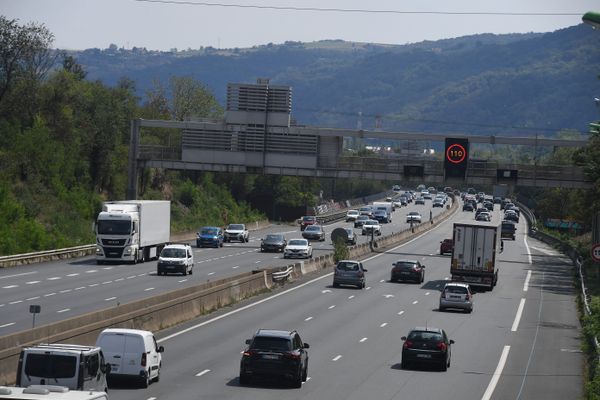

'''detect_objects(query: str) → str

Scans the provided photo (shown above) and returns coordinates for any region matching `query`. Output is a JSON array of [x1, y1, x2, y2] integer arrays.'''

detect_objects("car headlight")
[[123, 246, 133, 255]]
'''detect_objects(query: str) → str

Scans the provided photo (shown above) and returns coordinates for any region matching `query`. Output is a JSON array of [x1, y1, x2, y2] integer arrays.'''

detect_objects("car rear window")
[[25, 354, 77, 378], [408, 331, 443, 342], [395, 262, 415, 270], [445, 286, 468, 294], [161, 248, 186, 258], [337, 262, 360, 271], [251, 337, 292, 351]]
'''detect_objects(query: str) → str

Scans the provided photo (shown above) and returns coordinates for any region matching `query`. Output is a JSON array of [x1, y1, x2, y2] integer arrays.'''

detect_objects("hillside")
[[69, 24, 599, 137]]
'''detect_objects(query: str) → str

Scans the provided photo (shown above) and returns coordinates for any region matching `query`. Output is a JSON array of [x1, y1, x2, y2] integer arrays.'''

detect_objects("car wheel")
[[440, 359, 448, 372], [292, 368, 302, 388], [333, 282, 339, 288], [401, 359, 410, 370], [220, 241, 223, 248], [239, 372, 250, 386], [141, 373, 150, 388], [189, 267, 193, 275], [439, 305, 445, 312], [421, 273, 425, 283], [302, 361, 308, 382], [153, 364, 161, 382]]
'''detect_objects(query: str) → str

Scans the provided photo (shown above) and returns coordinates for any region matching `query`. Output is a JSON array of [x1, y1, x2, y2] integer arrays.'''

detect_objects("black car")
[[391, 260, 425, 283], [260, 234, 287, 252], [354, 215, 370, 228], [239, 329, 309, 388], [401, 327, 454, 371], [483, 201, 494, 211], [462, 203, 474, 212]]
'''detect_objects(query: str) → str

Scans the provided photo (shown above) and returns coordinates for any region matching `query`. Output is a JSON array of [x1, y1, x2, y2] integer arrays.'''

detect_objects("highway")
[[0, 200, 446, 335], [98, 202, 581, 400]]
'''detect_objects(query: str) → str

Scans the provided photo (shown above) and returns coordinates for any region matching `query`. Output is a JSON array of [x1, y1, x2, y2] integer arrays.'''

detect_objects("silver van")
[[95, 329, 163, 388], [16, 344, 109, 392]]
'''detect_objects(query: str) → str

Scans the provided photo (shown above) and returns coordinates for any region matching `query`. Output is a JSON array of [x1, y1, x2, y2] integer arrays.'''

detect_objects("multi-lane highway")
[[0, 201, 446, 335], [0, 199, 584, 399]]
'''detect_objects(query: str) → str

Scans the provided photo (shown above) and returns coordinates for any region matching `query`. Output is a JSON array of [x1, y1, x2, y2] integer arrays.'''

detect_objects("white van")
[[0, 385, 108, 400], [95, 329, 163, 388], [16, 344, 109, 392]]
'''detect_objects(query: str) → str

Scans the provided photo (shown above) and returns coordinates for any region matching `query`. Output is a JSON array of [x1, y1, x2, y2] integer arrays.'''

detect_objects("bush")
[[333, 237, 349, 263]]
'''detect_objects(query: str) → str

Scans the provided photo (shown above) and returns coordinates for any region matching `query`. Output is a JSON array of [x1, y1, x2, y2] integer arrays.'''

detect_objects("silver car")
[[333, 260, 367, 289], [439, 282, 473, 313]]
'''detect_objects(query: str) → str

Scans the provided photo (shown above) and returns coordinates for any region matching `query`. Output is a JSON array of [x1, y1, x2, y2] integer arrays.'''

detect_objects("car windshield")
[[345, 229, 353, 235], [251, 337, 292, 351], [228, 224, 244, 230], [348, 210, 358, 215], [201, 228, 218, 235], [265, 234, 283, 241], [288, 239, 308, 246], [408, 212, 419, 216], [408, 331, 443, 342], [337, 261, 360, 271], [97, 219, 131, 235], [302, 216, 315, 222], [161, 248, 186, 258]]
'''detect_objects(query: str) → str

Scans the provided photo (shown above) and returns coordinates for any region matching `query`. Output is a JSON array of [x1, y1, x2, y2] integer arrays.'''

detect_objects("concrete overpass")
[[126, 82, 592, 198]]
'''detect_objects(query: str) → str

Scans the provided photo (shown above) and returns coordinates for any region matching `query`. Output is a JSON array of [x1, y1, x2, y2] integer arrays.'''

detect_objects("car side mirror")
[[401, 336, 407, 341], [158, 346, 164, 353], [363, 268, 368, 272], [421, 265, 425, 268], [303, 343, 310, 349], [449, 340, 455, 344], [245, 339, 251, 345], [100, 363, 111, 374]]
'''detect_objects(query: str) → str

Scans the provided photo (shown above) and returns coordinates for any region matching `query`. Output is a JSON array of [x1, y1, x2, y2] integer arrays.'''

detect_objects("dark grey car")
[[260, 234, 286, 252], [333, 260, 367, 289]]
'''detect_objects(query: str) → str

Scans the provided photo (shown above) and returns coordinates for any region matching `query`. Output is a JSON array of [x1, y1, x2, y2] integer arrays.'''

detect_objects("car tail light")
[[441, 290, 446, 299], [141, 352, 147, 367], [242, 350, 255, 357], [465, 293, 471, 301], [357, 271, 364, 277], [403, 340, 414, 349], [284, 351, 301, 360], [412, 266, 420, 272], [437, 342, 447, 351]]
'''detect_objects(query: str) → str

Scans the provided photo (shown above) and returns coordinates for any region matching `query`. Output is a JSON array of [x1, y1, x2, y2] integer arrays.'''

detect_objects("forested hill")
[[70, 24, 599, 136]]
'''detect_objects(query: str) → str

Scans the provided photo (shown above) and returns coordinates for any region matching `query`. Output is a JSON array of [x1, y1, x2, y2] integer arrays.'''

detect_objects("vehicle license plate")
[[416, 354, 431, 359], [401, 272, 410, 275], [262, 354, 279, 360], [449, 295, 462, 300]]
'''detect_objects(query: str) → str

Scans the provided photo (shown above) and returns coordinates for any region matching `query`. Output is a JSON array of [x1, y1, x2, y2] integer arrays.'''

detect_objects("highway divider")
[[0, 199, 457, 385]]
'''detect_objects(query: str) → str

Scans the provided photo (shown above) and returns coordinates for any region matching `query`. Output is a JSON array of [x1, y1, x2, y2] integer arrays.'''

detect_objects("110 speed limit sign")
[[592, 243, 600, 263]]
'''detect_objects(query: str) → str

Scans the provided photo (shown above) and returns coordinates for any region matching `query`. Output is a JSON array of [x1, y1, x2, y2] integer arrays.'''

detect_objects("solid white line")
[[195, 369, 210, 377], [523, 270, 532, 292], [524, 235, 532, 265], [512, 298, 526, 332], [332, 355, 342, 361], [0, 322, 15, 328], [481, 345, 511, 400], [0, 271, 36, 280], [360, 337, 368, 343], [57, 308, 70, 313]]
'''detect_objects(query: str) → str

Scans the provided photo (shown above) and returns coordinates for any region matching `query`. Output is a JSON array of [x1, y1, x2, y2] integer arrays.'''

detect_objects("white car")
[[406, 212, 422, 223], [283, 238, 313, 259], [346, 209, 360, 222], [157, 243, 194, 276], [224, 223, 249, 243], [362, 219, 382, 236]]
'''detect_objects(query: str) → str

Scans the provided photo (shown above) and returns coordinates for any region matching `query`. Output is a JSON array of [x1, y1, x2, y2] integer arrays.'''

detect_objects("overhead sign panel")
[[444, 138, 469, 178]]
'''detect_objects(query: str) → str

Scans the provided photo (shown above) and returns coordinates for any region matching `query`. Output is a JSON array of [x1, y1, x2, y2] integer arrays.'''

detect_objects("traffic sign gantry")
[[592, 243, 600, 263]]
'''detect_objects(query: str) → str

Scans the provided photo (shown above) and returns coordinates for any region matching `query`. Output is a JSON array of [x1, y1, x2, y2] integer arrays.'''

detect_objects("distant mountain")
[[68, 24, 599, 137]]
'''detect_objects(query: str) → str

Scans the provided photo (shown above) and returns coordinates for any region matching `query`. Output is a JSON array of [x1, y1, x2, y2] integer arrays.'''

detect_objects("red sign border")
[[592, 243, 600, 262], [446, 143, 467, 164]]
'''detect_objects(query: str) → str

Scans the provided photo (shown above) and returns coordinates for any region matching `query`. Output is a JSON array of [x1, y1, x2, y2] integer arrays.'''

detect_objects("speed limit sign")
[[592, 243, 600, 263]]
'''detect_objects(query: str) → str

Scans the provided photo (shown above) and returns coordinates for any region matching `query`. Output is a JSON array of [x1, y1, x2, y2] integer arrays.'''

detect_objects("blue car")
[[196, 226, 224, 248]]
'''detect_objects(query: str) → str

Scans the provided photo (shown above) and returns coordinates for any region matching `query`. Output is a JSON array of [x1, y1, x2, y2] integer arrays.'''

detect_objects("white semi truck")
[[95, 200, 170, 264], [450, 222, 501, 291]]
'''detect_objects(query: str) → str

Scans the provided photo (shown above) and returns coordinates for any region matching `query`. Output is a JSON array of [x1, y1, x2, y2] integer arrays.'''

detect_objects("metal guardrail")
[[0, 245, 96, 268], [272, 266, 294, 281]]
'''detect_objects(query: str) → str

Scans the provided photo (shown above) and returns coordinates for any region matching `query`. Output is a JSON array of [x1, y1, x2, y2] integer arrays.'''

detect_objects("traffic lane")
[[491, 239, 583, 400], [109, 215, 528, 400]]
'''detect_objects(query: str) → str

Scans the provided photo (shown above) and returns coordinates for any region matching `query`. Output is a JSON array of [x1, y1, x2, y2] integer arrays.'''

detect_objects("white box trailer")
[[450, 222, 500, 290], [95, 200, 170, 264]]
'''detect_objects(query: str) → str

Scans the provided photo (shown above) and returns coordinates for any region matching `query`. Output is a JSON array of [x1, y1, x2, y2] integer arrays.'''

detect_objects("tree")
[[170, 76, 223, 121], [0, 16, 55, 106]]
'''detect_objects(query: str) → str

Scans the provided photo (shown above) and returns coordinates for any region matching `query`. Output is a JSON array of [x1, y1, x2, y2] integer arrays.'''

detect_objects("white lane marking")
[[207, 272, 215, 276], [348, 295, 355, 299], [86, 270, 97, 273], [115, 278, 124, 282], [137, 274, 146, 277], [529, 245, 557, 256], [524, 270, 532, 292], [126, 276, 135, 279], [398, 311, 405, 315], [195, 369, 211, 377], [102, 281, 112, 285], [328, 305, 336, 309], [59, 289, 71, 293], [2, 285, 18, 289], [524, 235, 532, 265], [88, 284, 99, 287], [481, 345, 511, 400], [304, 317, 313, 322], [383, 294, 395, 299], [380, 279, 385, 283], [9, 300, 22, 305], [425, 292, 431, 296], [412, 300, 418, 305], [57, 308, 71, 313], [158, 236, 440, 344], [46, 276, 60, 280], [380, 323, 388, 328], [105, 297, 117, 301], [366, 286, 371, 290], [332, 355, 342, 361], [254, 261, 261, 264], [444, 277, 450, 280], [66, 273, 79, 277], [233, 266, 239, 269], [322, 290, 332, 294], [512, 298, 526, 332], [26, 281, 41, 285], [26, 297, 40, 301], [0, 322, 15, 328], [360, 337, 368, 343], [178, 279, 188, 283], [102, 267, 113, 270], [0, 271, 36, 280], [144, 287, 155, 291], [74, 287, 85, 290], [147, 398, 157, 400], [44, 293, 56, 297]]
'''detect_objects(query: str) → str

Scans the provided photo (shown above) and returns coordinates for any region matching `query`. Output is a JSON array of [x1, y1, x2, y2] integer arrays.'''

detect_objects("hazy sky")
[[3, 0, 598, 51]]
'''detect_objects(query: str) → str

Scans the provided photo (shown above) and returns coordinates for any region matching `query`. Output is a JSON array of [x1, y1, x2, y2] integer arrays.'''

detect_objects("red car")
[[300, 215, 317, 231], [440, 239, 454, 255]]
